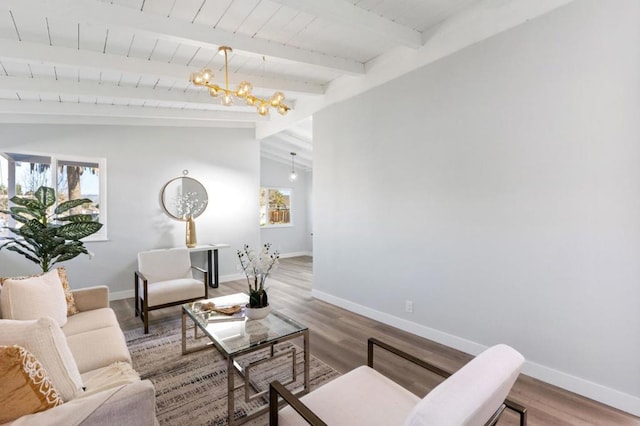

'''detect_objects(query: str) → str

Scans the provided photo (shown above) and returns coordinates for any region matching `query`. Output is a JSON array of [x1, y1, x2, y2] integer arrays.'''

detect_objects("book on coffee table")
[[205, 307, 246, 322]]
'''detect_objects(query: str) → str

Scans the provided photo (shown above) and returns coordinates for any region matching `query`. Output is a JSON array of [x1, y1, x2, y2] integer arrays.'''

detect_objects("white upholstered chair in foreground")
[[270, 338, 527, 426], [134, 248, 208, 333]]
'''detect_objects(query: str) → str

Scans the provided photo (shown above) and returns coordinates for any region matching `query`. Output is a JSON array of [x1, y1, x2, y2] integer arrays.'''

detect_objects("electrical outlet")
[[405, 300, 413, 313]]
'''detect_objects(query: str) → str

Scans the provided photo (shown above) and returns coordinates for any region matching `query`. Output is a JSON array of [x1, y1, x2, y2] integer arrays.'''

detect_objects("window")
[[260, 187, 292, 227], [0, 152, 107, 241]]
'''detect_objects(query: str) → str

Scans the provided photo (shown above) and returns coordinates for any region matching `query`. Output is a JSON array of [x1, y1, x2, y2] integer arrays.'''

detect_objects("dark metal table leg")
[[213, 248, 219, 288], [207, 249, 214, 288]]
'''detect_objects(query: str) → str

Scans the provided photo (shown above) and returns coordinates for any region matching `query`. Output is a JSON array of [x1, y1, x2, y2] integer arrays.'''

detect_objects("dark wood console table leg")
[[207, 248, 220, 288]]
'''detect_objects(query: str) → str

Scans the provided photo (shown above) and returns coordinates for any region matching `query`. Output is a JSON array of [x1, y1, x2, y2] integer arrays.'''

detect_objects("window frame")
[[260, 186, 293, 228], [1, 151, 108, 241]]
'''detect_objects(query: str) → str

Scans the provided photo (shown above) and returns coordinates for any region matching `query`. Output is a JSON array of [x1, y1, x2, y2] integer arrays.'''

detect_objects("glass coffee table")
[[181, 293, 310, 425]]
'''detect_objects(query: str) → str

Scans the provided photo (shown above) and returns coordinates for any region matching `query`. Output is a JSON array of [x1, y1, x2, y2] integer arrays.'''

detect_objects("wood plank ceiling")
[[0, 0, 514, 170]]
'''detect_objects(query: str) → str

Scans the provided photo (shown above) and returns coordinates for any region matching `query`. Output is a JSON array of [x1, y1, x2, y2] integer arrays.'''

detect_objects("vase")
[[185, 216, 197, 248], [245, 304, 270, 320]]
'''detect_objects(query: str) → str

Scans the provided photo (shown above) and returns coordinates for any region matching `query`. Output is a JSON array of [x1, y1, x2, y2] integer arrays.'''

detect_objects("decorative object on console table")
[[185, 215, 197, 248], [0, 186, 103, 272], [237, 243, 280, 320], [159, 170, 207, 249]]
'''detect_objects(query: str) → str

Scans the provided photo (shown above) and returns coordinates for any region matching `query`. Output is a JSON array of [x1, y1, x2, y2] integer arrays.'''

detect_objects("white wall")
[[0, 124, 260, 297], [313, 0, 640, 416], [260, 156, 312, 256]]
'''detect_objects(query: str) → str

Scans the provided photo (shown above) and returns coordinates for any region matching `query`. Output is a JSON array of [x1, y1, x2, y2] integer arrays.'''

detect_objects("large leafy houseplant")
[[0, 186, 103, 272], [237, 243, 279, 308]]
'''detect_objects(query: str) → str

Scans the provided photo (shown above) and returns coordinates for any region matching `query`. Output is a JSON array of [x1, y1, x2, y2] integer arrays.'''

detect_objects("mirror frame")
[[160, 176, 208, 221]]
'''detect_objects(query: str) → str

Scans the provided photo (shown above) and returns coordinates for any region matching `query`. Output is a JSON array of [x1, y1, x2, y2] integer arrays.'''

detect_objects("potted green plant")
[[0, 186, 103, 272], [237, 243, 279, 319]]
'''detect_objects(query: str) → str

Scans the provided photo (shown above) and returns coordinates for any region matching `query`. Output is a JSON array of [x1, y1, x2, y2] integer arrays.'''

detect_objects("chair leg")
[[143, 301, 149, 334], [134, 272, 139, 317]]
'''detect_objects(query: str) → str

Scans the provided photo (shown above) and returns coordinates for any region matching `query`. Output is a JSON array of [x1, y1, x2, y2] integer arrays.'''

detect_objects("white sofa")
[[0, 284, 157, 425]]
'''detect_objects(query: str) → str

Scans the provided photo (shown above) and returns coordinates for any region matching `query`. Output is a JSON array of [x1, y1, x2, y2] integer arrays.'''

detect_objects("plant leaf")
[[55, 198, 93, 214], [9, 206, 44, 220], [4, 212, 30, 224], [52, 251, 83, 264], [6, 246, 41, 265], [52, 244, 87, 263], [51, 241, 86, 257], [56, 222, 103, 240], [55, 214, 95, 223], [10, 196, 44, 211], [35, 186, 56, 208]]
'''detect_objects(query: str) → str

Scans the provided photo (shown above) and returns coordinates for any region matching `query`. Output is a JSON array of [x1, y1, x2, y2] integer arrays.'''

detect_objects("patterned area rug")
[[125, 318, 339, 425]]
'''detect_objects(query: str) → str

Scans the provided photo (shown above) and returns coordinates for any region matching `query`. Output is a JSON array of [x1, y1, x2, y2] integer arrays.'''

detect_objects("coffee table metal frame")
[[181, 299, 310, 425]]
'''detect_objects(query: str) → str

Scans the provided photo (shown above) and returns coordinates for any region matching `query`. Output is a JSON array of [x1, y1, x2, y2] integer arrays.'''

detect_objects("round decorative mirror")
[[160, 171, 208, 221]]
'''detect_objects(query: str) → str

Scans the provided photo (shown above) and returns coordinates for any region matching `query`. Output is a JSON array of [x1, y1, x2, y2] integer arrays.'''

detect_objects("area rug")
[[125, 318, 339, 425]]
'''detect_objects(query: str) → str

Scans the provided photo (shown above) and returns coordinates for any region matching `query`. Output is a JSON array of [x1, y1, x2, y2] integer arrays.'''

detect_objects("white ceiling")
[[0, 0, 574, 170]]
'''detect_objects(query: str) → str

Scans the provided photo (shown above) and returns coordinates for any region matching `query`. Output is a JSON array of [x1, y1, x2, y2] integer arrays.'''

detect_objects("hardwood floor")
[[112, 256, 639, 425]]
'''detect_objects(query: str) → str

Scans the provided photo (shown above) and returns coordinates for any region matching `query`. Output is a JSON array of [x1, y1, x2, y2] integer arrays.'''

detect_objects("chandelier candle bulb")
[[222, 93, 233, 106], [257, 102, 270, 116]]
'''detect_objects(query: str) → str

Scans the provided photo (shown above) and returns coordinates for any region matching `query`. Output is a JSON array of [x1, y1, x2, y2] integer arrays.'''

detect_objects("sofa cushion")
[[1, 269, 68, 327], [278, 366, 420, 426], [66, 326, 132, 374], [80, 362, 141, 398], [0, 317, 84, 402], [0, 267, 79, 317], [62, 308, 119, 337], [0, 345, 64, 423], [403, 344, 524, 426], [140, 278, 205, 307]]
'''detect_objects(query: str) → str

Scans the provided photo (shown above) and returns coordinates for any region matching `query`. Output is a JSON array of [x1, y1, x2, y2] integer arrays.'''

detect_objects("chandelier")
[[189, 46, 291, 117]]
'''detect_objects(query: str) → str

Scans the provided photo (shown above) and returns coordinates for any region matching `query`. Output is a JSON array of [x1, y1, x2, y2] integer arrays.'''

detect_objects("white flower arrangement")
[[237, 243, 280, 308], [175, 191, 205, 218]]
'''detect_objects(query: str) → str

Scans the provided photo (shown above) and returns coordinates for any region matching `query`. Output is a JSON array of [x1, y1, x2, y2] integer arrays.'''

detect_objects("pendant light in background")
[[289, 152, 298, 182]]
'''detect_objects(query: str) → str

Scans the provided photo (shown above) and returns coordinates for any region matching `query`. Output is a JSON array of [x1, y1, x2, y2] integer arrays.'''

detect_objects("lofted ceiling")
[[0, 0, 573, 170]]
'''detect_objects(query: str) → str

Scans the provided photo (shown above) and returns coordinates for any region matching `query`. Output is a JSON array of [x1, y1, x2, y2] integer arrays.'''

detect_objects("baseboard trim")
[[311, 289, 640, 417], [279, 251, 312, 258], [110, 289, 133, 301]]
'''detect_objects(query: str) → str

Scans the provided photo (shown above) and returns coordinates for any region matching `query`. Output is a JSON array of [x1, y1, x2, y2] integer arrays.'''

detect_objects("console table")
[[186, 244, 230, 288]]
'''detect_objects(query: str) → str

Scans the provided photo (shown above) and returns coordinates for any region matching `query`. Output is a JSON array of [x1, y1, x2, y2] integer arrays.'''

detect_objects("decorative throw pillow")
[[1, 269, 68, 326], [55, 267, 80, 316], [0, 345, 63, 424], [0, 268, 79, 317], [0, 317, 84, 402]]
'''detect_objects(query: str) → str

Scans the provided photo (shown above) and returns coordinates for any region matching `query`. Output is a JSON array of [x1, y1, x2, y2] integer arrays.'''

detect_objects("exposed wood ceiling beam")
[[0, 114, 255, 128], [0, 100, 262, 122], [262, 140, 312, 161], [0, 0, 365, 75], [261, 147, 312, 170], [269, 0, 423, 48], [264, 132, 313, 152], [0, 40, 325, 96], [282, 128, 312, 143], [0, 75, 298, 113], [0, 75, 210, 105]]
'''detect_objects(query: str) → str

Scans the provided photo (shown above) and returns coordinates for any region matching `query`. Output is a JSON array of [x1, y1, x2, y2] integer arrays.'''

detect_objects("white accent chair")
[[270, 338, 527, 426], [134, 248, 208, 334]]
